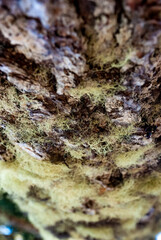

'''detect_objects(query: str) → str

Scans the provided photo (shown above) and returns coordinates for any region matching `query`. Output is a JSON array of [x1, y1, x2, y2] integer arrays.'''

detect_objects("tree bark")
[[0, 0, 161, 240]]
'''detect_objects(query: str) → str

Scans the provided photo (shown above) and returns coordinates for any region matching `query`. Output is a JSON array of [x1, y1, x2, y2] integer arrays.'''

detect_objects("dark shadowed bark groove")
[[0, 0, 161, 240]]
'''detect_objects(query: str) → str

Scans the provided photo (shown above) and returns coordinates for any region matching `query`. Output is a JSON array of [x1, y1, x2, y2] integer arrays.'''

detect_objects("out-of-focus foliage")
[[0, 192, 24, 217], [0, 192, 41, 240]]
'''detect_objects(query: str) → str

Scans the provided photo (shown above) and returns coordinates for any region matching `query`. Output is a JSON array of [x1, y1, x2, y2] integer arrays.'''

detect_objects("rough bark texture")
[[0, 0, 161, 240]]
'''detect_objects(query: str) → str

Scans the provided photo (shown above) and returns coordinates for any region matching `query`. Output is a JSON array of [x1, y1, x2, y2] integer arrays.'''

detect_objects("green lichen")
[[0, 87, 35, 114], [142, 103, 161, 124], [111, 49, 135, 68], [87, 30, 135, 70], [87, 33, 117, 68], [0, 86, 51, 147], [63, 123, 134, 160], [110, 124, 134, 142], [33, 66, 52, 86], [53, 115, 74, 131], [85, 134, 112, 156], [115, 144, 153, 168], [69, 81, 125, 104], [0, 84, 134, 164]]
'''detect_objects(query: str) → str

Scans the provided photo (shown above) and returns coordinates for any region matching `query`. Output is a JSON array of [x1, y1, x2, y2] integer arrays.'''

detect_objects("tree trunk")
[[0, 0, 161, 239]]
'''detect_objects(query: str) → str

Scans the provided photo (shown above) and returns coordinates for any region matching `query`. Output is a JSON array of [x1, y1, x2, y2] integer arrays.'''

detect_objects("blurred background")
[[0, 192, 41, 240]]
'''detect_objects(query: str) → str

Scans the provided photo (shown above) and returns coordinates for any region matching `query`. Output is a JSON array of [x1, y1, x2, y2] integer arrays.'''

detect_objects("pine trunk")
[[0, 0, 161, 240]]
